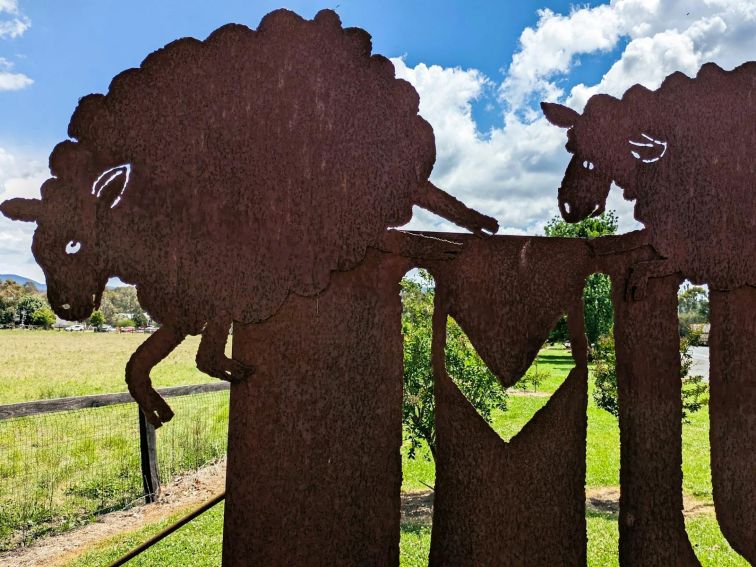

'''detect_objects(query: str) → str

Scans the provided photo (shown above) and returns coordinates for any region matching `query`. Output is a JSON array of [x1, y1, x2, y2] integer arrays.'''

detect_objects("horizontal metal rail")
[[0, 381, 230, 420]]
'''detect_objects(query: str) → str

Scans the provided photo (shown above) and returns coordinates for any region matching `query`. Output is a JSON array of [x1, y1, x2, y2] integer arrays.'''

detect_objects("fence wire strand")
[[0, 388, 229, 550]]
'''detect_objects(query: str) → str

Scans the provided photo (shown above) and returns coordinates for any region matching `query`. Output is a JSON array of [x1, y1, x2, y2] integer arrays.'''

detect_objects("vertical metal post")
[[138, 408, 160, 503]]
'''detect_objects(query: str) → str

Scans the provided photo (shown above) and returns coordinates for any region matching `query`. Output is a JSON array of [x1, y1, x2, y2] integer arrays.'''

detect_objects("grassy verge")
[[65, 507, 746, 567], [0, 329, 229, 548], [66, 346, 746, 566], [0, 392, 228, 549], [0, 334, 744, 565]]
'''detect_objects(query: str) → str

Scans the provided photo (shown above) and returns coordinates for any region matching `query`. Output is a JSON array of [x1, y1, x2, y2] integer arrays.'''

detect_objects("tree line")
[[0, 280, 149, 329]]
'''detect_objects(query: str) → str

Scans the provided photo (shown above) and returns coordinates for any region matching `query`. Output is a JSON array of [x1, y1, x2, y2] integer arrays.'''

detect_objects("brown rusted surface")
[[223, 250, 410, 566], [608, 261, 699, 566], [423, 234, 594, 386], [426, 236, 592, 566], [0, 4, 752, 561], [709, 287, 756, 563], [0, 9, 496, 426], [545, 64, 755, 563], [542, 61, 755, 292]]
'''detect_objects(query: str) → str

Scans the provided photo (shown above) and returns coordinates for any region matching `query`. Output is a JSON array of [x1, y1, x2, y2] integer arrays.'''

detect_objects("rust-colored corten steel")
[[709, 287, 756, 561], [1, 4, 754, 564], [542, 61, 755, 293], [225, 250, 411, 566], [0, 9, 496, 427], [425, 236, 593, 566], [544, 63, 755, 564], [606, 250, 700, 566]]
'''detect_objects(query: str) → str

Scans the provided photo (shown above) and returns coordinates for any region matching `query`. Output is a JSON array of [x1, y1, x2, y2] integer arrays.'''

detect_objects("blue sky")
[[0, 0, 609, 148], [1, 0, 754, 281]]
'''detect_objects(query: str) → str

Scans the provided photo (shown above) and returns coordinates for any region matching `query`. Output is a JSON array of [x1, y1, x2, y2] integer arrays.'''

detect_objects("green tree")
[[29, 307, 56, 329], [402, 271, 507, 461], [100, 285, 142, 325], [132, 309, 148, 328], [593, 330, 708, 422], [15, 294, 45, 326], [89, 310, 105, 329], [678, 284, 709, 339], [544, 211, 618, 346]]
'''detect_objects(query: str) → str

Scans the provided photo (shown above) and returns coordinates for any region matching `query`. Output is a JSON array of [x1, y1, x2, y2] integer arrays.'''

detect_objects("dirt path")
[[399, 486, 715, 525], [2, 465, 715, 567], [585, 487, 715, 517]]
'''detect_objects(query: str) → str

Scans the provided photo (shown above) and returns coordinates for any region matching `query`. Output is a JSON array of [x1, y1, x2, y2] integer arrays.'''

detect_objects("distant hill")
[[0, 274, 47, 292]]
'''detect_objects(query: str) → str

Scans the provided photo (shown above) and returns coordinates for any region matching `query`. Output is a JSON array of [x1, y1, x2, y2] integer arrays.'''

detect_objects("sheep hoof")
[[198, 355, 255, 383], [224, 358, 256, 383], [131, 385, 175, 428]]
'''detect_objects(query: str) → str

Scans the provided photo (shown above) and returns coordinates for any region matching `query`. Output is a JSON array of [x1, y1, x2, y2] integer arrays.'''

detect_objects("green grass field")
[[0, 331, 747, 565], [0, 330, 227, 549], [0, 330, 213, 404], [66, 503, 744, 567]]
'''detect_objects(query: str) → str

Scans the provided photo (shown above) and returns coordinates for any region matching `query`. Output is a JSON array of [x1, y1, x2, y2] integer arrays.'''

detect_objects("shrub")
[[593, 330, 708, 422]]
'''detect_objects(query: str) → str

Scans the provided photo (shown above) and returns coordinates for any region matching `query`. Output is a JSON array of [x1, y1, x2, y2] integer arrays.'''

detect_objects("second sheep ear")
[[93, 165, 131, 209], [541, 102, 580, 129]]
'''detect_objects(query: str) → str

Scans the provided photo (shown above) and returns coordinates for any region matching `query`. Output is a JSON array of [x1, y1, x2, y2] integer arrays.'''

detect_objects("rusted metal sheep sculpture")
[[0, 9, 497, 426]]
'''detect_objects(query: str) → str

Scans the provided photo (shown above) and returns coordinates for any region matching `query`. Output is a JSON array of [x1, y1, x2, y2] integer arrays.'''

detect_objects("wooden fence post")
[[138, 408, 160, 503]]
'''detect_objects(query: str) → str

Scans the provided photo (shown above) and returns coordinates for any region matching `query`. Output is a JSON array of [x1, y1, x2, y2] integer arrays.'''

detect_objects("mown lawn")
[[60, 345, 747, 566]]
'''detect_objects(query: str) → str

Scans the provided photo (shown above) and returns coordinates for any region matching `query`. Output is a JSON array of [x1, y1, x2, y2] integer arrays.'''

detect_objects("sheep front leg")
[[375, 230, 462, 261], [126, 325, 187, 427], [416, 181, 499, 235], [590, 229, 650, 256], [196, 319, 255, 383]]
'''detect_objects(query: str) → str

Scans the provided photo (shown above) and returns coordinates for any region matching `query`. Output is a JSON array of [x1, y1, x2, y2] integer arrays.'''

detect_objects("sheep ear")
[[93, 165, 130, 209], [541, 102, 580, 128], [0, 198, 42, 222]]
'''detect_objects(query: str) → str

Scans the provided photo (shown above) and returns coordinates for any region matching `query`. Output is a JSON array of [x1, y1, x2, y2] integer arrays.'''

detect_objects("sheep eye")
[[65, 240, 82, 255], [582, 160, 595, 171]]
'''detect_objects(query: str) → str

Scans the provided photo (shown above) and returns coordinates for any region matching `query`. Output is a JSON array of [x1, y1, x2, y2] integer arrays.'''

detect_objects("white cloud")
[[393, 57, 571, 235], [0, 0, 30, 39], [0, 147, 47, 280], [399, 0, 752, 237], [0, 69, 31, 90], [500, 5, 623, 109], [0, 1, 31, 90], [502, 0, 756, 111]]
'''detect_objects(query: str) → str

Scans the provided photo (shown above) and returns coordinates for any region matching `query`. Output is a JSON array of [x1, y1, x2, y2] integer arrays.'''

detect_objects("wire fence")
[[0, 388, 229, 550]]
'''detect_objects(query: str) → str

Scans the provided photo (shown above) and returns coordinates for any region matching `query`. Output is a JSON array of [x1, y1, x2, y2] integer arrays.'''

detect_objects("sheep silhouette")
[[542, 61, 755, 296], [0, 9, 498, 426]]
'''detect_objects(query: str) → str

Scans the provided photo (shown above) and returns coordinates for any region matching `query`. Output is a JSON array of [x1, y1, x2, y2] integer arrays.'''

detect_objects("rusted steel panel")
[[426, 237, 592, 566], [611, 270, 699, 566], [0, 9, 496, 427], [544, 61, 755, 564], [422, 234, 594, 385], [709, 287, 756, 563], [542, 61, 755, 292], [223, 251, 410, 566], [0, 3, 751, 563]]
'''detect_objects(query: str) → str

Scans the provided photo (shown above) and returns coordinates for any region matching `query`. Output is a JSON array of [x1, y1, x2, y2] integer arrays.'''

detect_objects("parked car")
[[144, 326, 159, 333], [95, 325, 115, 333], [119, 326, 135, 333], [65, 324, 85, 332]]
